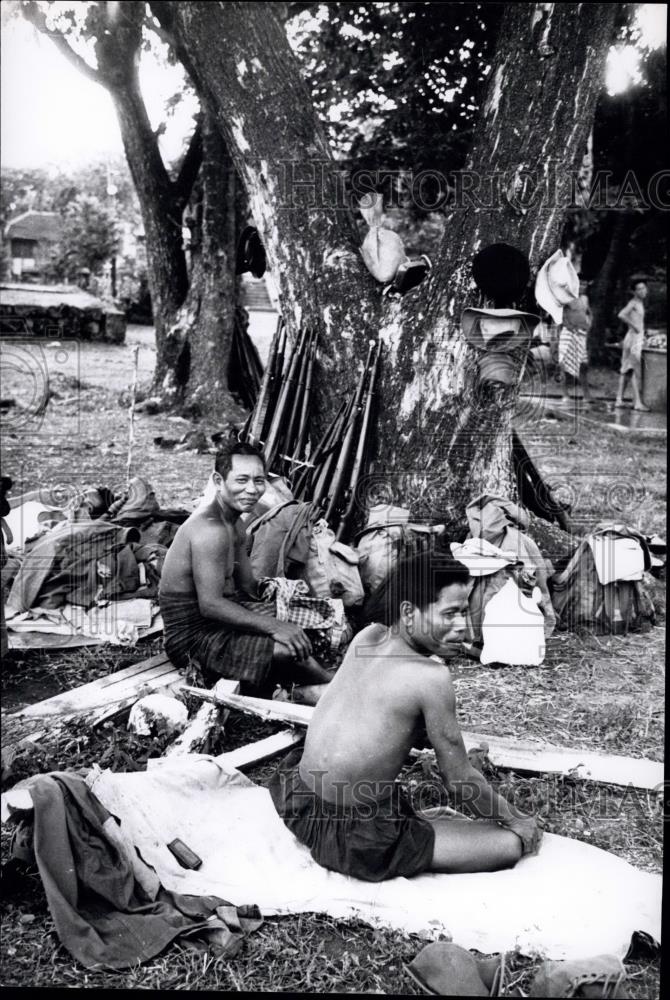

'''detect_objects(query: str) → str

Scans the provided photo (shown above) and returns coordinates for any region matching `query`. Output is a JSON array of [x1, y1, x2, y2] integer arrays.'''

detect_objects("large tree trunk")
[[23, 0, 240, 416], [109, 81, 189, 380], [162, 114, 246, 420], [159, 1, 617, 523], [90, 1, 191, 385]]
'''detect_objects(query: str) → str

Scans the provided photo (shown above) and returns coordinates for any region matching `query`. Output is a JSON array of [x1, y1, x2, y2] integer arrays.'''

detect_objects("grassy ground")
[[0, 334, 665, 994]]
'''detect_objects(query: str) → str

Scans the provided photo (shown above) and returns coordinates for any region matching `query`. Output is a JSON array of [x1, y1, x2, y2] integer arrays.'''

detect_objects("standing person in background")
[[558, 281, 592, 405], [616, 281, 650, 411]]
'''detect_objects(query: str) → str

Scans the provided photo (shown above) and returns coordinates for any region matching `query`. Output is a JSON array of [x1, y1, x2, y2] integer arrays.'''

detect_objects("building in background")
[[3, 210, 63, 281]]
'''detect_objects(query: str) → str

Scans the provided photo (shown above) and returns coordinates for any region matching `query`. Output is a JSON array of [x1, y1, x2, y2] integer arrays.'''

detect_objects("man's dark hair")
[[362, 550, 470, 627], [214, 441, 266, 479]]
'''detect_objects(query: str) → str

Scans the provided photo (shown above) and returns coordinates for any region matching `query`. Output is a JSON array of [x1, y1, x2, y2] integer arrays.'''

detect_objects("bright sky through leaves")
[[1, 3, 666, 168]]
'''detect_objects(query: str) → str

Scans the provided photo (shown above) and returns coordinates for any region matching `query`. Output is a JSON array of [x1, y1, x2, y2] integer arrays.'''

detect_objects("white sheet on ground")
[[7, 601, 161, 649], [87, 756, 661, 960]]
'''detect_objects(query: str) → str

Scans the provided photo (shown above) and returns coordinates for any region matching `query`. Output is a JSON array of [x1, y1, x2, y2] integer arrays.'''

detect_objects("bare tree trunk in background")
[[22, 0, 242, 419], [589, 212, 639, 361], [588, 97, 638, 361], [164, 114, 246, 420], [156, 1, 617, 524]]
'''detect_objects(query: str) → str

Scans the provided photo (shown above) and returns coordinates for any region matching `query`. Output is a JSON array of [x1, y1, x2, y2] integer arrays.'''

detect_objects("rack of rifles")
[[239, 318, 381, 542]]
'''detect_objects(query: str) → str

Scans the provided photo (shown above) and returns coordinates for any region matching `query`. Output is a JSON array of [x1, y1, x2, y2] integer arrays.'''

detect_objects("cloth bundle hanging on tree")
[[358, 193, 408, 283]]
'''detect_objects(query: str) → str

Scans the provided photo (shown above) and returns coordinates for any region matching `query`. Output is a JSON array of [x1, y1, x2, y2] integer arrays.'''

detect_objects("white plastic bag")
[[480, 578, 545, 666]]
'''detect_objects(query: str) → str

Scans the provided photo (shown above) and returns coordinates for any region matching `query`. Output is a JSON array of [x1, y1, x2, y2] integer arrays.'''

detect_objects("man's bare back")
[[300, 623, 441, 802], [271, 559, 542, 878]]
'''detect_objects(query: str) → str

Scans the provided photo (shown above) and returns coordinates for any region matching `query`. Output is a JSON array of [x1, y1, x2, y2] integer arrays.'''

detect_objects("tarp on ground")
[[82, 756, 661, 961]]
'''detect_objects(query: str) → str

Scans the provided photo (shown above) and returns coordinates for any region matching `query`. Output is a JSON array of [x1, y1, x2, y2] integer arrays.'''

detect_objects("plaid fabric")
[[159, 590, 275, 692], [558, 326, 588, 378], [258, 577, 336, 632]]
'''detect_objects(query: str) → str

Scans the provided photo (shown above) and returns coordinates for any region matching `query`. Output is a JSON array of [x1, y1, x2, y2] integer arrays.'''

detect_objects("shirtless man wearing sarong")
[[616, 280, 650, 411], [159, 441, 332, 702], [270, 552, 542, 880]]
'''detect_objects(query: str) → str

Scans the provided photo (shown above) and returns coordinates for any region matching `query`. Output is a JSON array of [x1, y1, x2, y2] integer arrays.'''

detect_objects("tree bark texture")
[[163, 114, 245, 420], [24, 0, 246, 414], [89, 1, 190, 382], [159, 1, 617, 522]]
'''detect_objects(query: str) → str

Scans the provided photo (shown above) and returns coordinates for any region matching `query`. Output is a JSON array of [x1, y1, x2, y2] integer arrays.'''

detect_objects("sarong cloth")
[[269, 750, 435, 883], [159, 589, 275, 690], [620, 328, 643, 378], [558, 326, 588, 378]]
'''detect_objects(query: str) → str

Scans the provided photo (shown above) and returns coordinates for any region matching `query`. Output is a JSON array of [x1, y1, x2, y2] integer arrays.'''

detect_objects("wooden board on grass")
[[164, 679, 239, 757], [218, 730, 304, 770], [457, 730, 664, 791], [186, 690, 663, 791], [11, 653, 182, 721]]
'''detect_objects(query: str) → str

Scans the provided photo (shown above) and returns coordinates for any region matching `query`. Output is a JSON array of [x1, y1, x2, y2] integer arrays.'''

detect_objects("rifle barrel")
[[323, 341, 376, 526], [250, 316, 283, 443], [264, 326, 306, 469], [335, 341, 381, 540], [293, 330, 318, 464], [261, 319, 287, 441], [282, 327, 314, 471], [292, 397, 349, 499]]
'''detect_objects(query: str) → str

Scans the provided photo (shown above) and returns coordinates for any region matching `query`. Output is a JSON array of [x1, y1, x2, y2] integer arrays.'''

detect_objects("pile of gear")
[[244, 486, 661, 668], [1, 478, 189, 649]]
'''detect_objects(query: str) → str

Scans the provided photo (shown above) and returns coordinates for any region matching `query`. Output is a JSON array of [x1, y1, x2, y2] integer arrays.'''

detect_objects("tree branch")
[[21, 0, 103, 87], [173, 114, 204, 212]]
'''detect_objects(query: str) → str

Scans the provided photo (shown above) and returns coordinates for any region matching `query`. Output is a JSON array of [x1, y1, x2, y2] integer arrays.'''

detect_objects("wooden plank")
[[2, 671, 183, 761], [184, 690, 663, 791], [457, 731, 664, 791], [13, 656, 178, 720], [95, 654, 172, 688], [218, 730, 304, 770], [165, 679, 239, 757], [179, 686, 313, 727], [15, 663, 179, 720]]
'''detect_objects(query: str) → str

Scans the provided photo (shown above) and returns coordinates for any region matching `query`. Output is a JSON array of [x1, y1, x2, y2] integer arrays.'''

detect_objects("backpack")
[[355, 505, 445, 594], [302, 518, 364, 608], [247, 500, 312, 580], [550, 531, 655, 635], [247, 501, 365, 608]]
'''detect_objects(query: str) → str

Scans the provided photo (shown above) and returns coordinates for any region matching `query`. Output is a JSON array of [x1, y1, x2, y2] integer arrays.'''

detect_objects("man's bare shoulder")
[[182, 506, 230, 550], [407, 657, 457, 709]]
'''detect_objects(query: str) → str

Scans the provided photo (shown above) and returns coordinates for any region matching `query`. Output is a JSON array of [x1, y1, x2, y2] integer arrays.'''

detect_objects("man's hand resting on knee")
[[271, 621, 313, 661], [502, 816, 543, 856]]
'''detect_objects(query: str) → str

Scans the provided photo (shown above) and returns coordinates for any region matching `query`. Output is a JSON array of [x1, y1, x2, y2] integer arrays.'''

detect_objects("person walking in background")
[[616, 280, 650, 411], [558, 281, 592, 404]]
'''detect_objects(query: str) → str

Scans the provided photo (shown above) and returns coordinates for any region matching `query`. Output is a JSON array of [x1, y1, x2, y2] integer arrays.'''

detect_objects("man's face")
[[215, 455, 266, 513], [408, 582, 469, 658], [635, 283, 648, 300]]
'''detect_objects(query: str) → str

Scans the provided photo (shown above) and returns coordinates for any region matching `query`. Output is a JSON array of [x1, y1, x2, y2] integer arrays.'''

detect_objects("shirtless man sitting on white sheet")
[[269, 551, 542, 881]]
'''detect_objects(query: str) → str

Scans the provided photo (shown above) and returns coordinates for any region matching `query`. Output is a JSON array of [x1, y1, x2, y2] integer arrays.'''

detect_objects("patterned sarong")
[[558, 326, 588, 378], [159, 589, 275, 691]]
